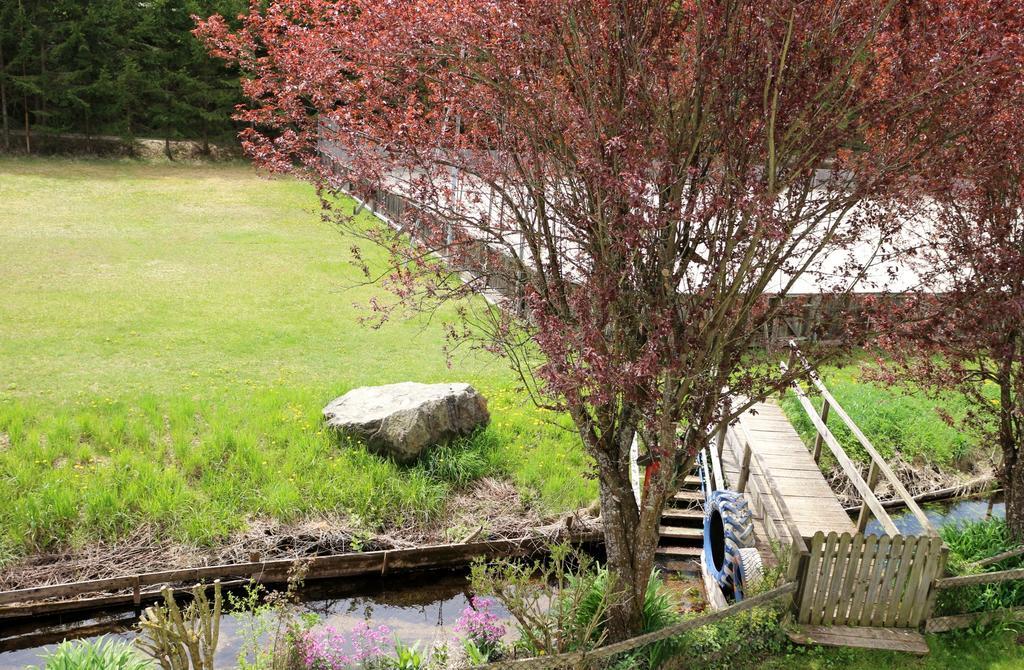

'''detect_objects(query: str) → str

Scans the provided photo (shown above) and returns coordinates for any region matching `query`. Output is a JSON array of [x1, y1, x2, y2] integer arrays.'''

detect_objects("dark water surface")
[[864, 496, 1005, 536], [0, 570, 514, 669]]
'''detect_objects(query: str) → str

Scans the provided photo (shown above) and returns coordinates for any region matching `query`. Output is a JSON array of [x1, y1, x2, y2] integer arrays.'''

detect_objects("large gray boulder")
[[323, 382, 490, 463]]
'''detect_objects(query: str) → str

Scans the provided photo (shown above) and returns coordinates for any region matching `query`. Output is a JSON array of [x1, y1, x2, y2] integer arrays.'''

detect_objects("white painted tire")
[[734, 547, 764, 600]]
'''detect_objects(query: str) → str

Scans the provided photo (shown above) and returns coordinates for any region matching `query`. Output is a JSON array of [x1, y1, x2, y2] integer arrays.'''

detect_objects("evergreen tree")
[[0, 0, 245, 152]]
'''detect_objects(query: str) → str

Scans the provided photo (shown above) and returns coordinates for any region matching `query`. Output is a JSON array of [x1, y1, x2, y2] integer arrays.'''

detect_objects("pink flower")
[[295, 622, 391, 669], [454, 597, 506, 654]]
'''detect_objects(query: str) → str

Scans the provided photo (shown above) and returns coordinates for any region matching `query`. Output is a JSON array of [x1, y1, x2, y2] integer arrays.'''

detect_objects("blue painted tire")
[[703, 490, 755, 593]]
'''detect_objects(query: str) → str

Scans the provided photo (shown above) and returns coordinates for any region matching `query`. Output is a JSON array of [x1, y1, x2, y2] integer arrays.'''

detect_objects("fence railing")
[[782, 342, 936, 536], [728, 418, 812, 589], [925, 561, 1024, 632]]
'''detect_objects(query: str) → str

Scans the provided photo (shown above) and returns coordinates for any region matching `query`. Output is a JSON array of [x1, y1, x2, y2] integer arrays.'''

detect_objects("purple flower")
[[454, 596, 506, 654]]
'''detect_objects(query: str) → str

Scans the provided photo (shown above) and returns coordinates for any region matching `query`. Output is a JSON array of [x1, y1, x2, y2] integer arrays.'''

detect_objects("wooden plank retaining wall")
[[0, 532, 601, 621]]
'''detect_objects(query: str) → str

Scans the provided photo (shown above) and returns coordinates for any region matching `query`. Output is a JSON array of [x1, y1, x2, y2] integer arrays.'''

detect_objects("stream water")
[[0, 569, 515, 669], [0, 496, 1006, 668], [864, 495, 1005, 536]]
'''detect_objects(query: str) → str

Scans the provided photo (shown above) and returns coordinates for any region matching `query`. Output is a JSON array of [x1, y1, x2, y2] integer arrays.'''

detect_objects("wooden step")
[[658, 526, 704, 541], [787, 625, 929, 655], [671, 490, 704, 503], [682, 475, 701, 487], [654, 545, 702, 558], [660, 508, 704, 522]]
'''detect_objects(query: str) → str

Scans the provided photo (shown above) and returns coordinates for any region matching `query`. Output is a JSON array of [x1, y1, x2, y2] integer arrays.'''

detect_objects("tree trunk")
[[598, 467, 651, 639], [22, 96, 30, 153], [592, 422, 663, 641], [0, 43, 9, 151], [1005, 458, 1024, 540], [999, 376, 1024, 539]]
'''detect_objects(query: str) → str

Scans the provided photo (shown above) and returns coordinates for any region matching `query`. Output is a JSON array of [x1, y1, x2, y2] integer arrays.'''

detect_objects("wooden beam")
[[709, 441, 726, 493], [0, 534, 601, 610], [934, 567, 1024, 590], [843, 476, 997, 513], [787, 624, 929, 655], [789, 343, 936, 535], [784, 367, 899, 536], [856, 462, 881, 533], [812, 400, 830, 464], [479, 582, 799, 668], [926, 606, 1024, 633], [737, 441, 753, 493], [975, 545, 1024, 568]]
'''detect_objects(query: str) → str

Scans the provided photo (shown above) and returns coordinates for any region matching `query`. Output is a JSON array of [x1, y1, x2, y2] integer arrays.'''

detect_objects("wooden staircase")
[[654, 473, 704, 571]]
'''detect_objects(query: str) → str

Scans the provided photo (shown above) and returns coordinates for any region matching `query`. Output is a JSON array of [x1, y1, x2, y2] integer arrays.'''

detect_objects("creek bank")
[[0, 478, 594, 593], [824, 456, 997, 511]]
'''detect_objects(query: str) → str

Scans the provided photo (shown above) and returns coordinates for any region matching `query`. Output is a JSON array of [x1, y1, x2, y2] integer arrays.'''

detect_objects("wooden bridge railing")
[[782, 342, 937, 537], [729, 418, 812, 589]]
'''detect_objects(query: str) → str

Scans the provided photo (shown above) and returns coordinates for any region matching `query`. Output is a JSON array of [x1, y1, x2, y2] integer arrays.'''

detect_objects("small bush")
[[664, 604, 787, 670], [564, 568, 683, 669], [34, 637, 153, 670], [469, 543, 689, 668], [937, 518, 1024, 615], [469, 543, 610, 658]]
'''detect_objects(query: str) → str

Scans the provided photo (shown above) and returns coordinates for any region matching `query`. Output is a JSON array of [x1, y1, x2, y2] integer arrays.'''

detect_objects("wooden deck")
[[788, 624, 930, 655], [721, 400, 854, 545]]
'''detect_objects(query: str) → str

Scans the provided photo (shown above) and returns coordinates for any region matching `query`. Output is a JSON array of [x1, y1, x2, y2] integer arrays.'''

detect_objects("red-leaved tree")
[[197, 0, 1020, 636], [876, 15, 1024, 537]]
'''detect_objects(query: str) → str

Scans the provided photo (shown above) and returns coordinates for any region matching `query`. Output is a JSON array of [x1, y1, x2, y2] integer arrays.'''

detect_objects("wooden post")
[[812, 400, 830, 464], [856, 461, 882, 532], [781, 347, 799, 399], [786, 534, 811, 613], [737, 442, 752, 493]]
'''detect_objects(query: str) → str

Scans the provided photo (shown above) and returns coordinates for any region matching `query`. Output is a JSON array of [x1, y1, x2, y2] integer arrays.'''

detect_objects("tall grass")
[[780, 361, 981, 469], [0, 382, 595, 563], [936, 519, 1024, 616], [32, 637, 152, 670]]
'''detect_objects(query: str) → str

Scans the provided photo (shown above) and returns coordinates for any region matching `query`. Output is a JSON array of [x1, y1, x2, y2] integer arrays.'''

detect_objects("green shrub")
[[469, 543, 609, 658], [470, 543, 688, 669], [386, 640, 426, 670], [937, 519, 1024, 615], [34, 637, 153, 670], [667, 604, 787, 669], [565, 569, 683, 669]]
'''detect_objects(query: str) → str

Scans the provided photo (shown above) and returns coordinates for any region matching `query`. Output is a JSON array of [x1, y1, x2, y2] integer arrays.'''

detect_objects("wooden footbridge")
[[681, 345, 947, 653]]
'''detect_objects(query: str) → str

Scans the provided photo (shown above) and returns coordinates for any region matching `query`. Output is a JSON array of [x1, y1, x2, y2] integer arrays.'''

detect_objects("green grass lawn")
[[779, 358, 989, 472], [0, 157, 594, 565]]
